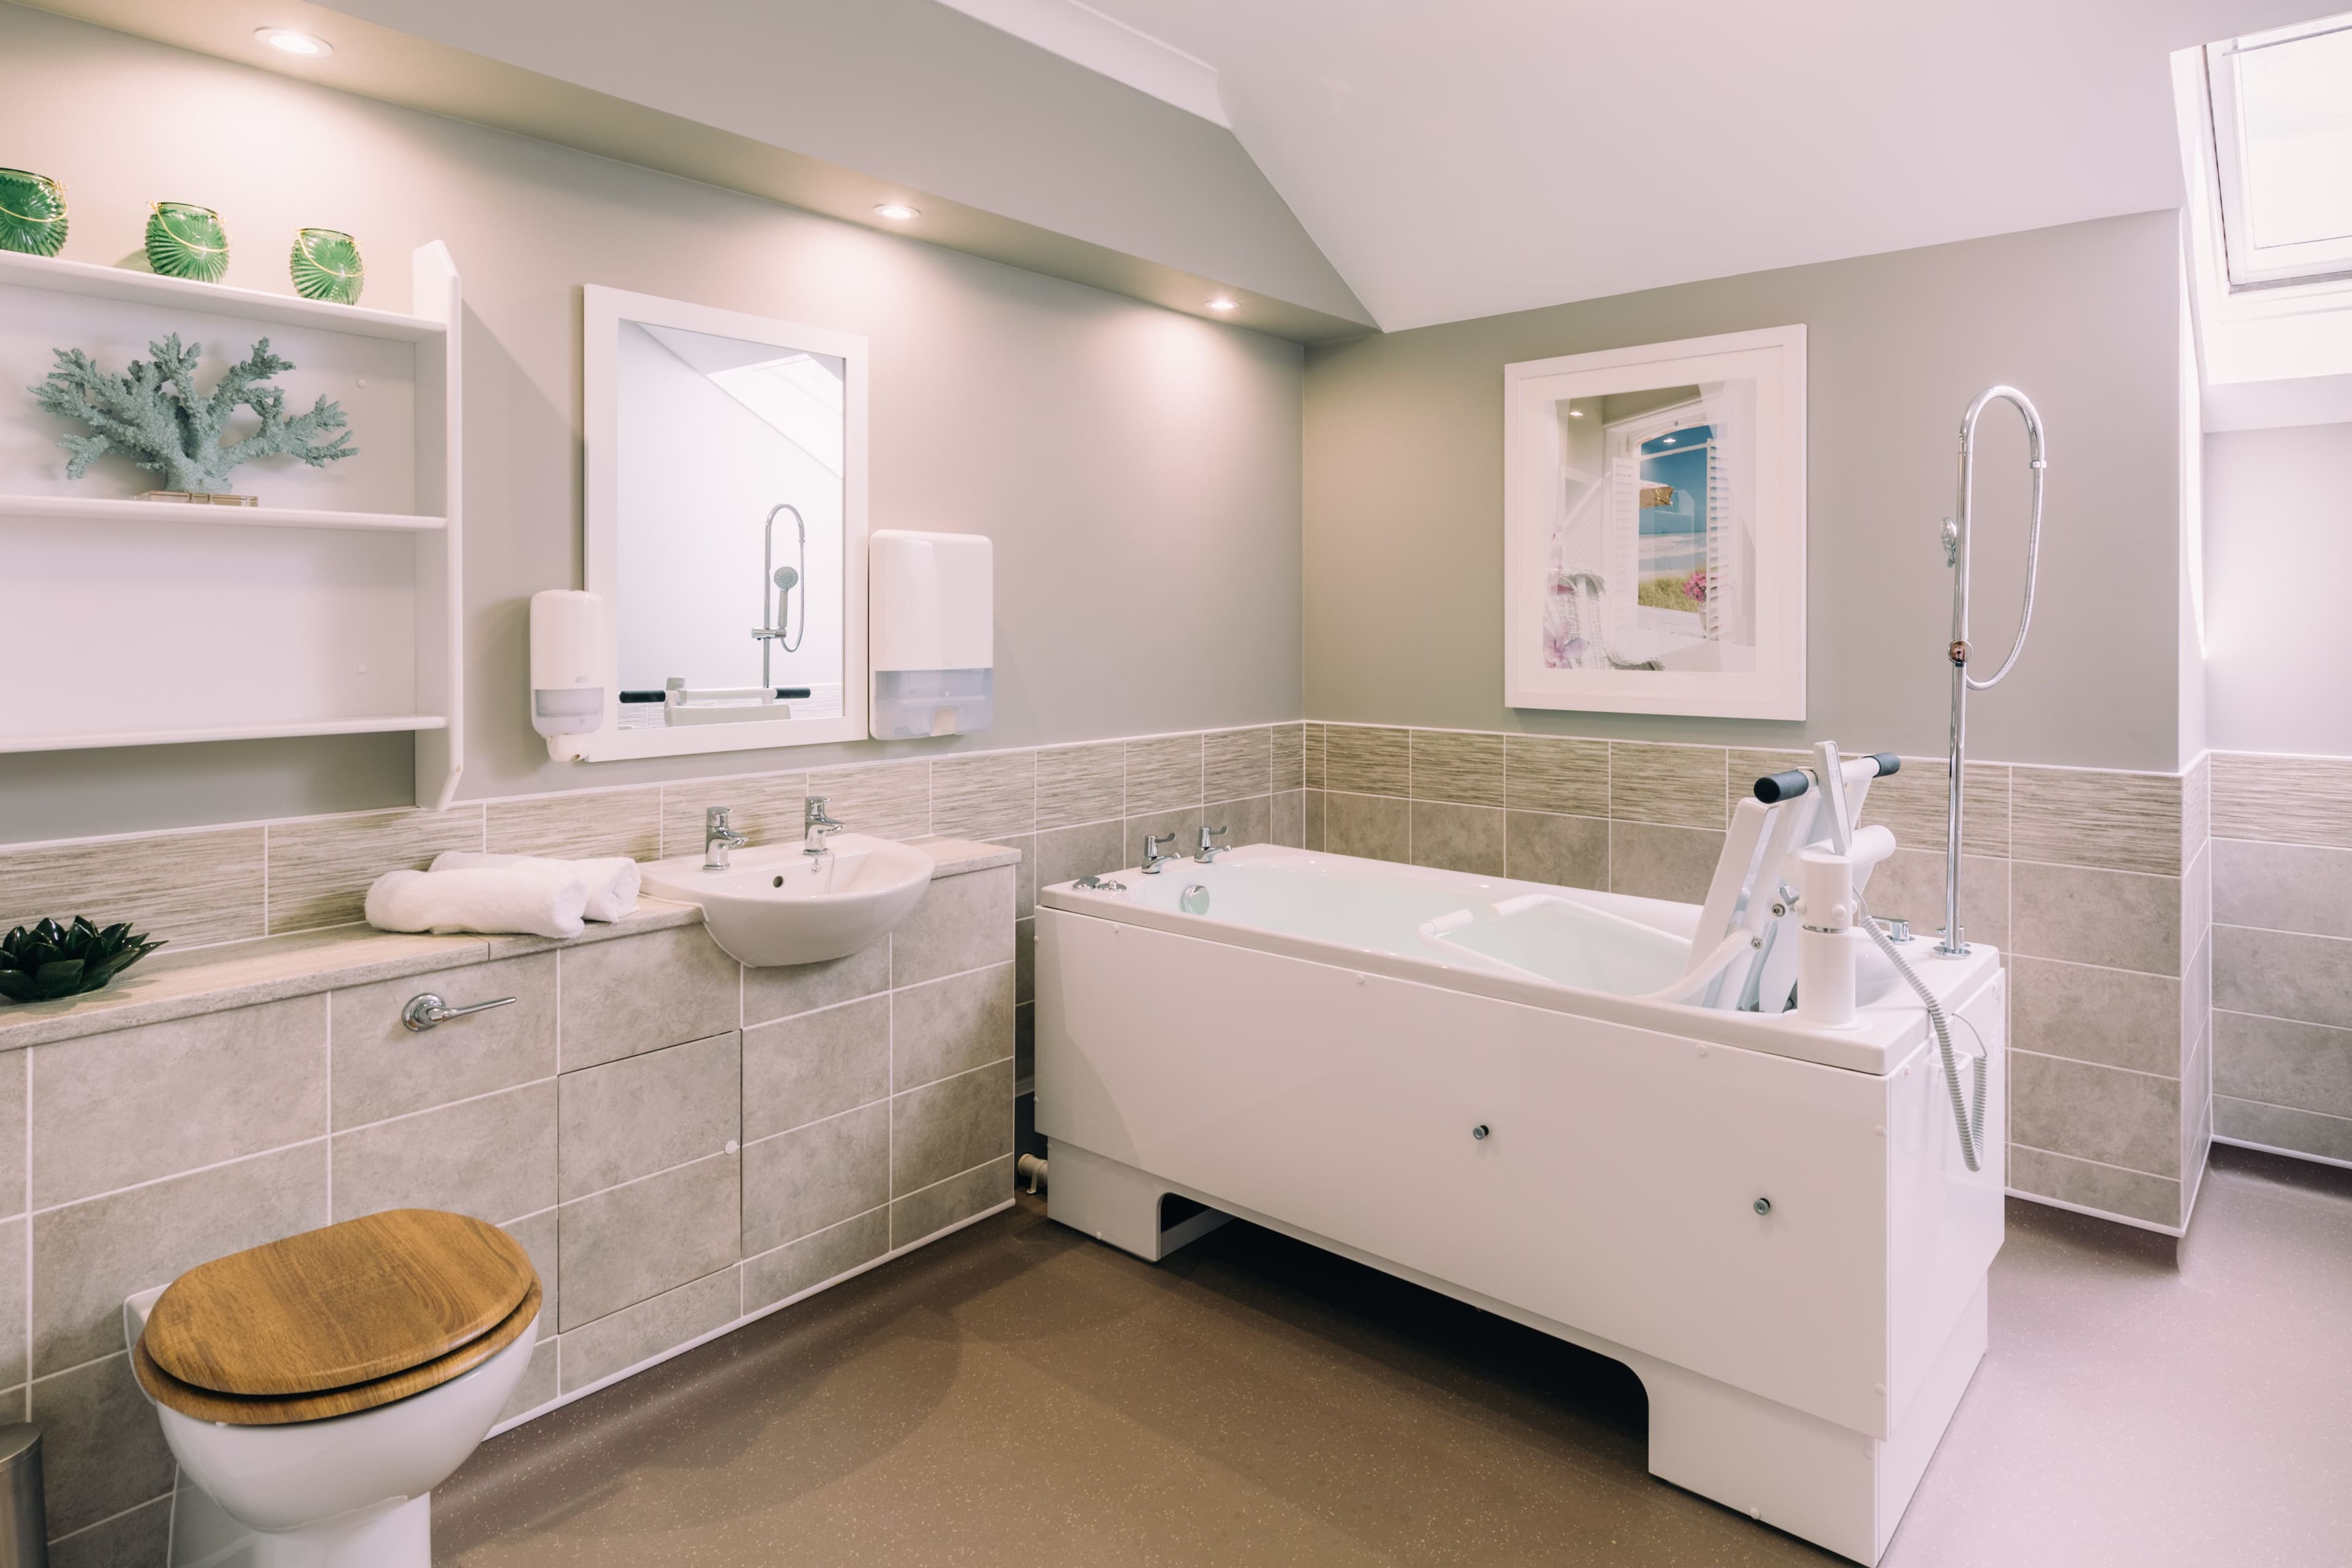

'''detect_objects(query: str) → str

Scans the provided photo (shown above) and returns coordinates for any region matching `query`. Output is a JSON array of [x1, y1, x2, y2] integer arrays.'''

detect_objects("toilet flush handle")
[[401, 992, 518, 1032]]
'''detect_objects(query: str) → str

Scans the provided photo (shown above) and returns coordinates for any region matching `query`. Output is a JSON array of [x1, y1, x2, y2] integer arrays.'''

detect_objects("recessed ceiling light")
[[1662, 436, 1676, 445], [255, 28, 331, 56], [1207, 297, 1238, 312], [1567, 409, 1586, 418], [873, 203, 919, 221]]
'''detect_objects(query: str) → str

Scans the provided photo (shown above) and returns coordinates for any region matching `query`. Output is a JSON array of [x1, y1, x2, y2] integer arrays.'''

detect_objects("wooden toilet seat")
[[134, 1209, 541, 1427]]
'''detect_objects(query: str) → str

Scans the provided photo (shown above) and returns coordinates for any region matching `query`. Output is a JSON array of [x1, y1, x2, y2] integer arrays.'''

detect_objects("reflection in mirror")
[[614, 320, 846, 728], [1546, 380, 1758, 675]]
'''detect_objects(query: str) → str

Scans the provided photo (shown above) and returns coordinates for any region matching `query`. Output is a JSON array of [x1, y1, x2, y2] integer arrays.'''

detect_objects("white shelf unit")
[[0, 244, 464, 807]]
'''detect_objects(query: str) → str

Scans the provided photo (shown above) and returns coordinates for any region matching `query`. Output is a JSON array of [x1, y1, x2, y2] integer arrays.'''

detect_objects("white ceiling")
[[1003, 0, 2333, 330]]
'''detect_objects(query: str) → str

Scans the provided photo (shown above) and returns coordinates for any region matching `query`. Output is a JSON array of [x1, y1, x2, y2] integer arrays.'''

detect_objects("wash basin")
[[639, 835, 931, 966]]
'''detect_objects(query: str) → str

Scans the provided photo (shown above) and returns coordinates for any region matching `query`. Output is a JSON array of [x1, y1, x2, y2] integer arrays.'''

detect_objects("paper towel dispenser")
[[869, 530, 992, 739]]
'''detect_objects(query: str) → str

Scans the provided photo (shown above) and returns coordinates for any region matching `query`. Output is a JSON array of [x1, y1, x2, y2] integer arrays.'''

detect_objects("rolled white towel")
[[365, 867, 589, 940], [428, 851, 641, 922]]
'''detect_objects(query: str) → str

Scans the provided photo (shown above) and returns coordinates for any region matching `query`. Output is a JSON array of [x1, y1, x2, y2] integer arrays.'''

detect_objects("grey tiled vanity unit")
[[0, 839, 1017, 1553]]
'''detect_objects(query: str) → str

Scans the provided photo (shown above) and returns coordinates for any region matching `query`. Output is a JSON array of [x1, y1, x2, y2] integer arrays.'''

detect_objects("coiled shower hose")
[[1853, 892, 1987, 1172]]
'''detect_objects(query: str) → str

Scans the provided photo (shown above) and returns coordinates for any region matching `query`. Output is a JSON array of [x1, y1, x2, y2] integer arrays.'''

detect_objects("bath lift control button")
[[1471, 1123, 1490, 1141], [1754, 1197, 1773, 1216]]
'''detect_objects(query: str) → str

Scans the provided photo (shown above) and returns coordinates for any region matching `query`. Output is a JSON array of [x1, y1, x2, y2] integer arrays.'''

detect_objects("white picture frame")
[[575, 284, 870, 760], [1502, 325, 1806, 720]]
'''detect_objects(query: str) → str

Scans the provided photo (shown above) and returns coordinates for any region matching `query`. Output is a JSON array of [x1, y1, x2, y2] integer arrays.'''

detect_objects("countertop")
[[0, 837, 1019, 1051]]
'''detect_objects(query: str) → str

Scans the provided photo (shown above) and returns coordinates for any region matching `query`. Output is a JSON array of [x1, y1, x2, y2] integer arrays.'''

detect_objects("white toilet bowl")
[[124, 1285, 537, 1568]]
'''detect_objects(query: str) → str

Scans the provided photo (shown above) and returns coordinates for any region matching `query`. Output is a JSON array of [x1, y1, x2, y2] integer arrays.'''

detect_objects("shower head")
[[773, 567, 799, 592]]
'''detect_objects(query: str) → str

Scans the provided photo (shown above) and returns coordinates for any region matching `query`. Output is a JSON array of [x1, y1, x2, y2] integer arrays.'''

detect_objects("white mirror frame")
[[1502, 325, 1806, 720], [572, 285, 870, 760]]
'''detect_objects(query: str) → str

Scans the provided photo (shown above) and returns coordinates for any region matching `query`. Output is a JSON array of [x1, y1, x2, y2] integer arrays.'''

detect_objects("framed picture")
[[1502, 325, 1806, 719]]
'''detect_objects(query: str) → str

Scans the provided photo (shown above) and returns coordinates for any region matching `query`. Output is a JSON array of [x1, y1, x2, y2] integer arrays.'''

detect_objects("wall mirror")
[[576, 285, 869, 758], [1503, 325, 1806, 720]]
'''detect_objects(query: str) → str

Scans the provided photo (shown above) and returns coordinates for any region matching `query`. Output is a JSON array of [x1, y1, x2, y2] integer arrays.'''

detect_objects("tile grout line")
[[2010, 1138, 2184, 1186]]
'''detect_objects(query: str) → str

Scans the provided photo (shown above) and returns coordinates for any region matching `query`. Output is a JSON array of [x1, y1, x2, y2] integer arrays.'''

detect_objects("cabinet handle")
[[402, 993, 518, 1033]]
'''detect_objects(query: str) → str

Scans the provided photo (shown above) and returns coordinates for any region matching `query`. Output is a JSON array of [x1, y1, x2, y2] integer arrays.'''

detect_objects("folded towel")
[[428, 851, 641, 922], [365, 867, 589, 940]]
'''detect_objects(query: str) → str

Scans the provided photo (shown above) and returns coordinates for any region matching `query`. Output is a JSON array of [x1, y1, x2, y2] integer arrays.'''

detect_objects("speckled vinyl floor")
[[435, 1146, 2352, 1567]]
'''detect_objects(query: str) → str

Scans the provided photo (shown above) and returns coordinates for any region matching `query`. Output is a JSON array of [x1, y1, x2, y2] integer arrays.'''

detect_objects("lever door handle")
[[402, 993, 518, 1033]]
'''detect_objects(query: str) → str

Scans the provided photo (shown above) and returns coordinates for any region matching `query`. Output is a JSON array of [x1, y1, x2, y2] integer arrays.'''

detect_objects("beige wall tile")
[[31, 994, 325, 1209], [2215, 925, 2352, 1031], [2183, 930, 2212, 1072], [892, 1060, 1013, 1194], [741, 1102, 888, 1256], [930, 752, 1035, 840], [485, 790, 661, 860], [557, 925, 740, 1072], [2214, 1009, 2352, 1120], [2010, 957, 2184, 1076], [1608, 743, 1726, 829], [266, 809, 483, 933], [331, 952, 555, 1127], [49, 1490, 172, 1568], [2011, 767, 2181, 876], [1036, 744, 1123, 829], [1410, 731, 1504, 807], [32, 1142, 325, 1374], [0, 1053, 20, 1219], [1324, 726, 1409, 797], [992, 833, 1036, 918], [0, 1218, 22, 1387], [1505, 812, 1607, 891], [891, 1156, 1011, 1248], [1016, 918, 1034, 1005], [2010, 861, 2184, 976], [557, 1267, 737, 1393], [2007, 1145, 2180, 1229], [1201, 796, 1269, 851], [806, 761, 929, 840], [1860, 850, 2007, 951], [743, 995, 888, 1142], [2212, 752, 2352, 850], [2010, 1051, 2180, 1177], [1854, 759, 2010, 859], [1411, 802, 1503, 875], [331, 1080, 557, 1224], [660, 772, 809, 859], [0, 827, 263, 949], [1304, 724, 1326, 790], [1608, 821, 1724, 904], [1036, 820, 1126, 889], [31, 1352, 175, 1538], [1270, 723, 1305, 793], [2215, 1095, 2352, 1163], [557, 1151, 739, 1331], [891, 866, 1014, 987], [559, 1033, 740, 1201], [1125, 734, 1204, 814], [1205, 728, 1272, 804], [1303, 788, 1325, 851], [503, 1208, 559, 1330], [2182, 752, 2211, 865], [1324, 792, 1409, 862], [742, 936, 888, 1025], [895, 963, 1015, 1092], [742, 1208, 888, 1314], [1504, 736, 1607, 816], [499, 1338, 558, 1425], [1271, 790, 1305, 848], [2184, 843, 2212, 978], [2213, 838, 2352, 940]]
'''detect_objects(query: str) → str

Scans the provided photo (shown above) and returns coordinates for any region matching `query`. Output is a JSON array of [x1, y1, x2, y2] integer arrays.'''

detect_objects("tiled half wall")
[[1301, 725, 2215, 1234]]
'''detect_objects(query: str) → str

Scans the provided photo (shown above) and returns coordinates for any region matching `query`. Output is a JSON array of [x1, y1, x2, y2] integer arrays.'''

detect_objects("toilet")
[[123, 1209, 541, 1568]]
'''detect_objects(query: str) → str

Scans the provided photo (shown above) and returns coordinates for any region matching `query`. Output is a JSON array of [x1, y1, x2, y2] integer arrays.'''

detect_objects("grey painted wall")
[[1302, 211, 2185, 772], [2203, 421, 2352, 758], [320, 0, 1370, 326], [0, 9, 1305, 845]]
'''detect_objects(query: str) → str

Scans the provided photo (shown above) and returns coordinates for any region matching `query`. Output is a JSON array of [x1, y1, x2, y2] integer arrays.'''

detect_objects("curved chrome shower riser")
[[754, 502, 807, 689], [1941, 386, 2047, 957]]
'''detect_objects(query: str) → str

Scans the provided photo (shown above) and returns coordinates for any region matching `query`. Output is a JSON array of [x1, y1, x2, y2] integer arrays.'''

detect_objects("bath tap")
[[804, 796, 845, 856], [1140, 832, 1179, 875], [1196, 824, 1230, 862], [703, 806, 748, 871]]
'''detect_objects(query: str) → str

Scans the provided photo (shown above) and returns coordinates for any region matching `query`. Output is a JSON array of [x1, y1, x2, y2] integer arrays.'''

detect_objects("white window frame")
[[2203, 15, 2352, 291]]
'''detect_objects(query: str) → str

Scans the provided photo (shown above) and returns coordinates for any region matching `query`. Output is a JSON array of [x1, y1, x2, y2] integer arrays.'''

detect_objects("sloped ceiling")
[[1061, 0, 2328, 329]]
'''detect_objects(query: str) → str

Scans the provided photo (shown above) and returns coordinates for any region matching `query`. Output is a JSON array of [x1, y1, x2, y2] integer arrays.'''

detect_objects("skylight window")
[[2205, 13, 2352, 288]]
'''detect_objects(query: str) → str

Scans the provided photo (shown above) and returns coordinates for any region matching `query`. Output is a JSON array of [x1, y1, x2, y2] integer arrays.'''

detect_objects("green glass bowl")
[[145, 201, 229, 282], [0, 168, 67, 257], [289, 227, 364, 304]]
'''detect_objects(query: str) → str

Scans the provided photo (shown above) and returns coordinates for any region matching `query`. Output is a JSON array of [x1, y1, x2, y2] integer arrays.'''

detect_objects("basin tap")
[[1196, 824, 1230, 862], [1140, 832, 1180, 875], [704, 806, 748, 872], [804, 796, 846, 856]]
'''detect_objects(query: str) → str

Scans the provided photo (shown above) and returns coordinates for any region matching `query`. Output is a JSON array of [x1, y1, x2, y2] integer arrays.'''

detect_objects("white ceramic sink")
[[640, 835, 932, 967]]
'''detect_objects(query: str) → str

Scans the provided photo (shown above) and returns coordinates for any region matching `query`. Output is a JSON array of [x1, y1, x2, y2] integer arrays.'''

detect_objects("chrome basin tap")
[[704, 806, 748, 871], [1141, 832, 1179, 875], [1196, 824, 1230, 862], [804, 796, 846, 856]]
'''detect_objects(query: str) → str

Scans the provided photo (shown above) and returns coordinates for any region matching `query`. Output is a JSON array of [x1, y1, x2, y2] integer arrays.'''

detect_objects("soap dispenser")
[[869, 530, 993, 739]]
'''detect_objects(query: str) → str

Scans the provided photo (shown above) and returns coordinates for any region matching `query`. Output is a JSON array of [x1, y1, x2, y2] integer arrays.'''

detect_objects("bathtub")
[[1036, 843, 2005, 1566]]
